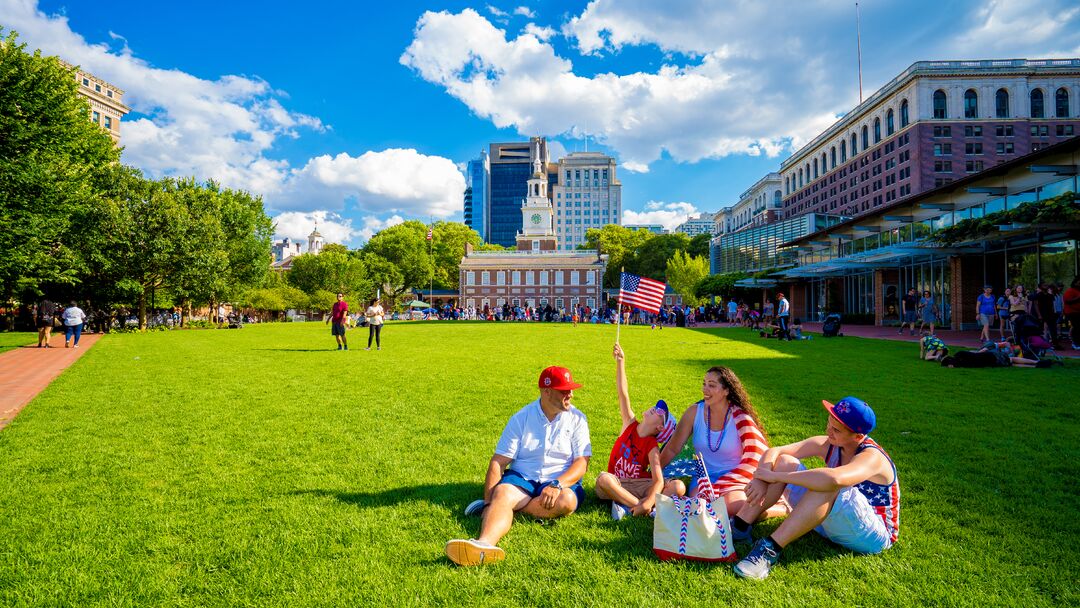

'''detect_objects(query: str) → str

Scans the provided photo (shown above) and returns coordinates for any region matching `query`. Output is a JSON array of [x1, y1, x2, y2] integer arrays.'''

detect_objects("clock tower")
[[517, 139, 558, 252]]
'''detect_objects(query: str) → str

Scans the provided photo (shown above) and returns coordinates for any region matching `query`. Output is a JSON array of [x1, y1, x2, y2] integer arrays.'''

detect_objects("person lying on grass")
[[730, 396, 900, 581], [920, 334, 949, 361], [658, 364, 785, 521], [939, 341, 1048, 368], [446, 366, 591, 567], [595, 344, 685, 520]]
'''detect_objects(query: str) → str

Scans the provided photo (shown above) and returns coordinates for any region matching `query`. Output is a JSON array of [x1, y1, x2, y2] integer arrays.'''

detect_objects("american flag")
[[426, 228, 433, 241], [692, 455, 718, 502], [619, 272, 666, 314]]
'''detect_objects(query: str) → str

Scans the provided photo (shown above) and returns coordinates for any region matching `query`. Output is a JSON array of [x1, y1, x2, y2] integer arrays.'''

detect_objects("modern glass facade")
[[465, 153, 489, 240], [710, 213, 845, 275], [489, 162, 531, 247]]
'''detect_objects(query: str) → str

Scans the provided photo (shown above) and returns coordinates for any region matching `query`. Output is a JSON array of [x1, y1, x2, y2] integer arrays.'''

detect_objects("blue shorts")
[[498, 469, 585, 512], [903, 311, 917, 323], [785, 464, 892, 554]]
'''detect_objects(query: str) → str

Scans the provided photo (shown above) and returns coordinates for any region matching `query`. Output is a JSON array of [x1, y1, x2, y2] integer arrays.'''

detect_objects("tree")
[[0, 30, 120, 306], [695, 272, 750, 300], [582, 225, 652, 287], [634, 233, 691, 281], [287, 245, 372, 298], [361, 221, 434, 301], [430, 221, 482, 289], [688, 233, 712, 259], [666, 250, 709, 306]]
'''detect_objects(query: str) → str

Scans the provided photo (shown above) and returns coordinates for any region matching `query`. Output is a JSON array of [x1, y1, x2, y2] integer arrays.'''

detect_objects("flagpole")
[[428, 217, 433, 308], [615, 266, 623, 344]]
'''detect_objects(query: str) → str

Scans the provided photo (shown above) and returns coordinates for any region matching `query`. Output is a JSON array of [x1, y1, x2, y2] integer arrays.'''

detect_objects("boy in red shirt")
[[596, 343, 686, 519]]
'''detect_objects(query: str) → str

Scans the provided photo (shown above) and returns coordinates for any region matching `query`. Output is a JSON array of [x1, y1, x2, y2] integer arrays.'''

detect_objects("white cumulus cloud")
[[623, 201, 700, 232], [272, 210, 359, 249], [514, 6, 537, 19]]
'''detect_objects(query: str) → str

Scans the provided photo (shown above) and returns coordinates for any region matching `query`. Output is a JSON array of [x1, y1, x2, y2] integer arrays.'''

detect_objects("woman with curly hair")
[[660, 366, 784, 518]]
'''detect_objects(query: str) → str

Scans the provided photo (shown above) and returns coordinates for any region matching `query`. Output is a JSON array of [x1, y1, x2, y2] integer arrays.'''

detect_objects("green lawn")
[[0, 331, 37, 354], [1, 322, 1077, 607]]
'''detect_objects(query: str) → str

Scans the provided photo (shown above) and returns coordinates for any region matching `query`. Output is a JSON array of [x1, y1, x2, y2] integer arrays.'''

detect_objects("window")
[[964, 125, 983, 137], [862, 125, 869, 149], [1056, 87, 1070, 118], [92, 111, 100, 123], [830, 147, 836, 169], [934, 143, 951, 156], [82, 78, 89, 86], [965, 160, 985, 173], [996, 142, 1014, 154], [995, 88, 1010, 118], [873, 117, 881, 143], [934, 161, 952, 172], [933, 89, 948, 119], [1031, 125, 1049, 137], [104, 116, 112, 129], [965, 142, 983, 154], [496, 271, 505, 286], [851, 133, 858, 155], [1057, 125, 1075, 136], [482, 271, 490, 285], [1031, 89, 1045, 118], [995, 125, 1014, 137], [821, 152, 828, 173], [886, 109, 895, 135], [94, 83, 101, 93], [107, 90, 113, 98], [900, 99, 909, 128], [933, 125, 951, 137], [964, 89, 978, 118], [840, 140, 847, 163]]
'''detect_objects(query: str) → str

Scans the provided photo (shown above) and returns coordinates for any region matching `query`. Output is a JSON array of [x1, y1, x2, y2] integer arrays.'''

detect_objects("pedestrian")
[[775, 292, 791, 341], [918, 290, 937, 335], [995, 288, 1012, 340], [1033, 283, 1058, 344], [898, 288, 918, 336], [364, 298, 384, 351], [35, 297, 57, 348], [976, 285, 996, 342], [325, 292, 348, 350], [62, 301, 87, 348], [1063, 277, 1080, 350]]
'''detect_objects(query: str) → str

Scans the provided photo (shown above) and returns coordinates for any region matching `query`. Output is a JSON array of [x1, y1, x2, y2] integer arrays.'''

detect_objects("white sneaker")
[[445, 538, 505, 566], [611, 502, 630, 521], [463, 499, 486, 517]]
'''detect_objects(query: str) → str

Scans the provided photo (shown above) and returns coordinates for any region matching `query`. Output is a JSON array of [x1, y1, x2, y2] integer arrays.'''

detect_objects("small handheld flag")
[[426, 228, 433, 241], [619, 272, 666, 314]]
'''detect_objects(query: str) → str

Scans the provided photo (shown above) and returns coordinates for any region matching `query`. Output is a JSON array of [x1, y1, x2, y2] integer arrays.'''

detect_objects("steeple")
[[307, 224, 324, 254]]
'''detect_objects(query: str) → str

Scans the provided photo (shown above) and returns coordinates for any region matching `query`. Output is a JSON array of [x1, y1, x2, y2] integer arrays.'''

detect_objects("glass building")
[[488, 139, 547, 247], [464, 151, 489, 240], [710, 213, 845, 275]]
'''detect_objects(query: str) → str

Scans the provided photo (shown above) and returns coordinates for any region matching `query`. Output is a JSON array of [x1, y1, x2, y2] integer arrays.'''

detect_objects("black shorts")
[[331, 322, 347, 336], [36, 318, 52, 329]]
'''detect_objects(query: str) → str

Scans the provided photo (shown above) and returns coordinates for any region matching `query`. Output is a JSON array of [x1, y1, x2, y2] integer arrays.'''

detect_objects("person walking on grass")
[[977, 285, 996, 342], [596, 344, 685, 520], [364, 298, 384, 351], [35, 298, 57, 348], [326, 293, 348, 350], [732, 396, 899, 580], [448, 366, 591, 567], [898, 288, 918, 336], [62, 301, 87, 348]]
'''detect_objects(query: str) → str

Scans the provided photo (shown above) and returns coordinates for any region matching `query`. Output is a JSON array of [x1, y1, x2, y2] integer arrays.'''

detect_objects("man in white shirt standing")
[[776, 292, 792, 341], [446, 366, 592, 566]]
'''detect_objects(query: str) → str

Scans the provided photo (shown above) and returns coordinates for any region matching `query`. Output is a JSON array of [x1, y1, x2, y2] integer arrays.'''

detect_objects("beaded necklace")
[[704, 402, 731, 453]]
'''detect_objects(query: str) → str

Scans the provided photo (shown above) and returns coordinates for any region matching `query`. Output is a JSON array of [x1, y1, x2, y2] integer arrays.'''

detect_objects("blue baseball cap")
[[822, 396, 876, 434], [653, 400, 677, 445]]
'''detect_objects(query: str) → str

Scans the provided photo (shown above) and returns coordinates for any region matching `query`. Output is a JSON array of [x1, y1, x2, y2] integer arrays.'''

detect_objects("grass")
[[0, 331, 37, 354], [0, 321, 1077, 607]]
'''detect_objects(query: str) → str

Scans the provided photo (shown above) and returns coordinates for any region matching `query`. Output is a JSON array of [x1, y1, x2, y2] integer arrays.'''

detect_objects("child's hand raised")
[[613, 343, 625, 362]]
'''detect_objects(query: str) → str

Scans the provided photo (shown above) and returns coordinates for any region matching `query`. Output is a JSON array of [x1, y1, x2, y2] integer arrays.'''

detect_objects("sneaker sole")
[[445, 539, 504, 566]]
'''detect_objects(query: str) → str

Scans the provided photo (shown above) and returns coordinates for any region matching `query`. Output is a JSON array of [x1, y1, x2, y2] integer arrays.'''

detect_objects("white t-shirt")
[[495, 399, 592, 483], [366, 305, 384, 326], [62, 306, 86, 326]]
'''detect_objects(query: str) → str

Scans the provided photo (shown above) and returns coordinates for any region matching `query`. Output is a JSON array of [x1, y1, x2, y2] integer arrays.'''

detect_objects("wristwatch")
[[547, 479, 562, 490]]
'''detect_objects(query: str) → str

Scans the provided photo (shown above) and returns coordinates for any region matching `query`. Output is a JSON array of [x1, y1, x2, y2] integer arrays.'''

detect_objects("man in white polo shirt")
[[445, 366, 592, 567]]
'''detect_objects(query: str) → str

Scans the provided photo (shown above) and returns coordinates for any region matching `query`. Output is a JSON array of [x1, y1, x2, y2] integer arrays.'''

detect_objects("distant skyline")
[[5, 0, 1080, 245]]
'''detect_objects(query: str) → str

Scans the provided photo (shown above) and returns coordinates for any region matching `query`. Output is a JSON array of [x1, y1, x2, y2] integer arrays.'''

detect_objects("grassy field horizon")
[[1, 321, 1077, 606]]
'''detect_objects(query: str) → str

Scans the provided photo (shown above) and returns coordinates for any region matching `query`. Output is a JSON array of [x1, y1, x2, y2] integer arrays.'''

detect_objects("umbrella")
[[408, 300, 430, 307], [422, 308, 438, 313]]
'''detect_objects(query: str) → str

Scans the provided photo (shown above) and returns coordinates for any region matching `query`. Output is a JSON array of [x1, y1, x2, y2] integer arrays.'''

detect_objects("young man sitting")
[[595, 344, 685, 519], [730, 397, 899, 580], [920, 334, 948, 361]]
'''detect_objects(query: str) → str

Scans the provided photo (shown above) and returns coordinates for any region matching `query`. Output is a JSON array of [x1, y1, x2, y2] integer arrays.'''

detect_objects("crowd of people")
[[446, 345, 899, 581], [974, 279, 1079, 350]]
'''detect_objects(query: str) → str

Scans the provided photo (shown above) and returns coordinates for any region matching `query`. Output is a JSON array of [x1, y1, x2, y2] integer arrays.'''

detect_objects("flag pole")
[[615, 266, 623, 344]]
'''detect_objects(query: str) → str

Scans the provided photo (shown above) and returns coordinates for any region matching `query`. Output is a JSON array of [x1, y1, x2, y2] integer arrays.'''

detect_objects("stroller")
[[1012, 312, 1063, 364], [822, 313, 843, 337]]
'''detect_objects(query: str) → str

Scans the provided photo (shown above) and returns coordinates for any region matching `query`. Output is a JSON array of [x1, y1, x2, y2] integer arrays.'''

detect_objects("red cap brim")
[[549, 381, 583, 391], [822, 399, 856, 432]]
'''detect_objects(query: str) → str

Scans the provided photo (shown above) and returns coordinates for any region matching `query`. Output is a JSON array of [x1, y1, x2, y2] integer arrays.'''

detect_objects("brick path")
[[0, 333, 101, 431]]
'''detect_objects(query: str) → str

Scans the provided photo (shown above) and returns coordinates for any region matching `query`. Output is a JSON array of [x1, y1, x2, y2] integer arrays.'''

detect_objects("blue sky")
[[5, 0, 1080, 246]]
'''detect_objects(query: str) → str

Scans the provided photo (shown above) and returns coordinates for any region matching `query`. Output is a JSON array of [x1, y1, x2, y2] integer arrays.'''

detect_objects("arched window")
[[1056, 87, 1070, 118], [785, 177, 790, 195], [886, 109, 895, 135], [1031, 89, 1045, 118], [822, 152, 828, 173], [995, 88, 1009, 118], [851, 133, 858, 155], [873, 117, 881, 143], [830, 147, 836, 169], [933, 89, 947, 119], [805, 163, 810, 182], [797, 169, 802, 188], [862, 125, 869, 149], [900, 99, 909, 128], [841, 140, 847, 162], [813, 158, 818, 179], [774, 190, 781, 207], [964, 89, 978, 118]]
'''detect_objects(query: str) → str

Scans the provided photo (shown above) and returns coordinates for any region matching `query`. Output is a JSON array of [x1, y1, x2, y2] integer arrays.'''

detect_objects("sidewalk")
[[0, 334, 102, 431]]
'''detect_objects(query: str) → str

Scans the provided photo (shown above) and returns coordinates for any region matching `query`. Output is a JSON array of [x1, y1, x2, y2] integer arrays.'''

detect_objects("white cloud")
[[3, 0, 466, 223], [514, 6, 536, 19], [486, 4, 508, 18], [623, 201, 699, 232], [356, 214, 406, 241], [523, 22, 555, 41], [272, 210, 359, 248], [948, 0, 1080, 56]]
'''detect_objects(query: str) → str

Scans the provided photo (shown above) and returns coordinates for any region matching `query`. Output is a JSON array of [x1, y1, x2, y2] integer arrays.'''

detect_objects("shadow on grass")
[[253, 348, 341, 352], [294, 483, 482, 521]]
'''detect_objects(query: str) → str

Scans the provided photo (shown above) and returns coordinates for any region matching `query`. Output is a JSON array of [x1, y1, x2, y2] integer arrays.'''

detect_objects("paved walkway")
[[0, 334, 102, 431]]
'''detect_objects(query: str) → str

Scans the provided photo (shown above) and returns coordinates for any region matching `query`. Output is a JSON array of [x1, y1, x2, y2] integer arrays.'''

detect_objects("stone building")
[[62, 60, 129, 145]]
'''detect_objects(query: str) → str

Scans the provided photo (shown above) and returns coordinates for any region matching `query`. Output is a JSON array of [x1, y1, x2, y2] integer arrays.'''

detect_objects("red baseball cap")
[[538, 366, 582, 391]]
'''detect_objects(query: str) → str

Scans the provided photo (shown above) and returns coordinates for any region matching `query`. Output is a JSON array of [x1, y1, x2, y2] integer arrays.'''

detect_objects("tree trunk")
[[138, 291, 147, 331], [180, 299, 189, 328]]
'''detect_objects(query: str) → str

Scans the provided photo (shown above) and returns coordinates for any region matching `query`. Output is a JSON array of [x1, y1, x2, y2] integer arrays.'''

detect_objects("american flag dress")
[[826, 438, 900, 543]]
